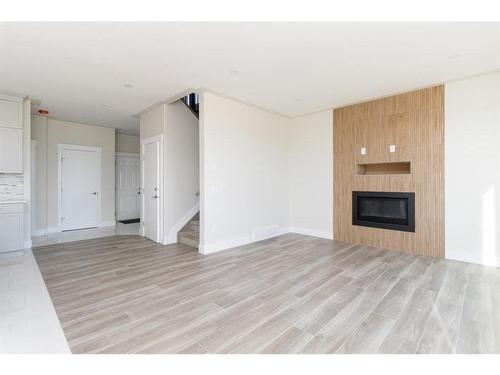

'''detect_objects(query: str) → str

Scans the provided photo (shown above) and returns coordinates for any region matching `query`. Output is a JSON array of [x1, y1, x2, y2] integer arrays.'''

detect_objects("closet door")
[[61, 148, 101, 231], [116, 155, 140, 220]]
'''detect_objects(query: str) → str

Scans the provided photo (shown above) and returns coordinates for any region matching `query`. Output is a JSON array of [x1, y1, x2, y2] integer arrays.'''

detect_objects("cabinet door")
[[355, 116, 383, 163], [0, 99, 23, 129], [0, 213, 24, 252], [385, 112, 411, 162], [0, 127, 23, 173]]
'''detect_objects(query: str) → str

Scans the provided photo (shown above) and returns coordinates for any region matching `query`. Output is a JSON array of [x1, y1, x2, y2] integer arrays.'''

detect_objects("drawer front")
[[0, 204, 23, 214]]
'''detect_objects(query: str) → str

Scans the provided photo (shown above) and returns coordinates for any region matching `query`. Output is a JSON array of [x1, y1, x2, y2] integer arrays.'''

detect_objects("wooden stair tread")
[[177, 211, 200, 249]]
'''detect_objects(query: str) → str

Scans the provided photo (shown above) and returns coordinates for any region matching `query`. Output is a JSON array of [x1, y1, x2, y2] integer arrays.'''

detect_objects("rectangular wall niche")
[[352, 191, 415, 232], [356, 162, 411, 175]]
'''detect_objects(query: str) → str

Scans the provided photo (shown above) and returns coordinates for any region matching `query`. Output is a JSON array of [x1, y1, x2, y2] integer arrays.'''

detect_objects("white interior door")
[[141, 138, 161, 242], [116, 155, 140, 220], [60, 148, 100, 231]]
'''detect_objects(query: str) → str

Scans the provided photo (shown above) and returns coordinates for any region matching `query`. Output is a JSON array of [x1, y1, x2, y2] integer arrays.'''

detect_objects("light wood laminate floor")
[[33, 234, 500, 354]]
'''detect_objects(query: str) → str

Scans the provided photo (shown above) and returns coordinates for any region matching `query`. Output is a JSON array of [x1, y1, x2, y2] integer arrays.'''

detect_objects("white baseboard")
[[32, 229, 47, 237], [446, 249, 500, 268], [0, 250, 25, 259], [199, 226, 289, 255], [199, 226, 334, 255], [24, 240, 32, 248], [199, 234, 253, 254], [45, 220, 115, 234], [289, 227, 334, 240], [162, 203, 200, 245], [162, 237, 175, 245], [100, 220, 116, 228]]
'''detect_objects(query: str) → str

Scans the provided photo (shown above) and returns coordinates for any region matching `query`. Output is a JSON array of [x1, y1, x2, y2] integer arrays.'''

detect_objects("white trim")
[[57, 144, 102, 232], [199, 227, 289, 255], [0, 249, 25, 259], [140, 135, 163, 144], [116, 152, 140, 158], [115, 130, 139, 136], [288, 227, 334, 240], [100, 220, 116, 228], [199, 227, 334, 255], [30, 140, 37, 237], [23, 100, 31, 246], [57, 144, 102, 153], [24, 240, 32, 248], [140, 134, 164, 243], [198, 90, 206, 253], [162, 203, 199, 245], [199, 235, 253, 255], [446, 249, 500, 268], [32, 229, 46, 237], [41, 221, 115, 235], [0, 94, 24, 102]]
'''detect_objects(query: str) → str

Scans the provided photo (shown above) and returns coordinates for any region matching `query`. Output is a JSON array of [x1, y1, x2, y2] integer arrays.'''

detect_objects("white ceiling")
[[1, 22, 499, 135]]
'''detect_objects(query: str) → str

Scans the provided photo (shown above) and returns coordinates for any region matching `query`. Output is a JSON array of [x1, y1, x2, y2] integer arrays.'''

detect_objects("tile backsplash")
[[0, 174, 24, 200]]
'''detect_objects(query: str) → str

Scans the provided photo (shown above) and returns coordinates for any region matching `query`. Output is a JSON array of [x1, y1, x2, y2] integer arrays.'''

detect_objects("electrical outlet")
[[389, 144, 396, 153], [361, 147, 366, 155]]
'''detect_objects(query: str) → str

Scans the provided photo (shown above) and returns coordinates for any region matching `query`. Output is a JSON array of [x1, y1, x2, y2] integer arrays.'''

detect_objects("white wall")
[[32, 116, 116, 232], [445, 71, 500, 267], [289, 110, 333, 239], [31, 115, 47, 234], [140, 105, 164, 140], [200, 91, 290, 253], [116, 133, 139, 154], [163, 102, 200, 243], [140, 102, 199, 244]]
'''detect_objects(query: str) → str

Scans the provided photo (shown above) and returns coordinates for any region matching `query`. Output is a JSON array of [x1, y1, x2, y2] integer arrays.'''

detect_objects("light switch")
[[360, 147, 366, 155], [389, 144, 396, 153]]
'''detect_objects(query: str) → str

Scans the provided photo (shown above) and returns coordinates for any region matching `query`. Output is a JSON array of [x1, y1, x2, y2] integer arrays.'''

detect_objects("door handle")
[[151, 195, 158, 199], [91, 192, 98, 195]]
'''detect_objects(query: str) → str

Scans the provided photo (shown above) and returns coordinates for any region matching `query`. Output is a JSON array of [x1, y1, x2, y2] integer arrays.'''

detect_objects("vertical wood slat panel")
[[333, 86, 444, 258]]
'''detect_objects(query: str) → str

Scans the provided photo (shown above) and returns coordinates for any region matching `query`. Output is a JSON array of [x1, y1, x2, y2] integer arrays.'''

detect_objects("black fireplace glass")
[[352, 191, 415, 232]]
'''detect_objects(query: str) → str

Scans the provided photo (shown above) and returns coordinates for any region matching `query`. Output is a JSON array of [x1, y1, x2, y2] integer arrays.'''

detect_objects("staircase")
[[177, 213, 199, 248], [181, 93, 199, 118]]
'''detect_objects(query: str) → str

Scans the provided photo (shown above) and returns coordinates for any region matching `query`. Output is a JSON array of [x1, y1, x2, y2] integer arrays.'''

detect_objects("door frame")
[[31, 140, 37, 236], [116, 152, 140, 158], [57, 144, 102, 232], [115, 152, 140, 220], [140, 135, 163, 242]]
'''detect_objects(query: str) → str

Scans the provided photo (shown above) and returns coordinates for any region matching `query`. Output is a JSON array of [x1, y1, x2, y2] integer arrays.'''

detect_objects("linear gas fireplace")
[[352, 191, 415, 232]]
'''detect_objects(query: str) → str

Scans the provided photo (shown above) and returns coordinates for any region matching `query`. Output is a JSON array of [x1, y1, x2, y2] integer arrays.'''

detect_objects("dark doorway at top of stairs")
[[118, 218, 140, 224]]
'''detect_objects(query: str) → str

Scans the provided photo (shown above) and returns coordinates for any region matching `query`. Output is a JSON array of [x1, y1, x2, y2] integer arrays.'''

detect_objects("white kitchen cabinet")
[[0, 127, 23, 173], [0, 96, 24, 173], [0, 98, 23, 129], [0, 203, 24, 253]]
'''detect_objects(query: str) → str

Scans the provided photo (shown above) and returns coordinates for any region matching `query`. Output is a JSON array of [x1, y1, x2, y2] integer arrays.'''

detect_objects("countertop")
[[0, 200, 26, 204]]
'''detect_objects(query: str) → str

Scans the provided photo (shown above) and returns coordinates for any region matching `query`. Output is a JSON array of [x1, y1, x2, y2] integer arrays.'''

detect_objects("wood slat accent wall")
[[333, 86, 444, 258]]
